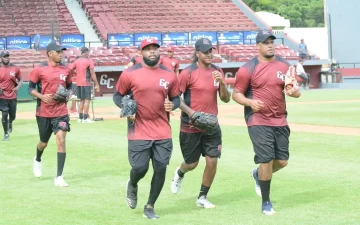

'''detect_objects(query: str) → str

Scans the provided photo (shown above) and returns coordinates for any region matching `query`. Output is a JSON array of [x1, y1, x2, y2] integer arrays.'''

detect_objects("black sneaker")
[[8, 123, 12, 133], [143, 205, 159, 219], [126, 179, 137, 209], [3, 133, 9, 141]]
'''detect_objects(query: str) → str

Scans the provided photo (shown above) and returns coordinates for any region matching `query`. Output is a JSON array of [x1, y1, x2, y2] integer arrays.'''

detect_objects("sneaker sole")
[[196, 203, 216, 209], [143, 214, 159, 219]]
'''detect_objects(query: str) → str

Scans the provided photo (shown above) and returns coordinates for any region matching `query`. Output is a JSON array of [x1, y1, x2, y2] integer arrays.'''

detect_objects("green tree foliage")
[[243, 0, 324, 27]]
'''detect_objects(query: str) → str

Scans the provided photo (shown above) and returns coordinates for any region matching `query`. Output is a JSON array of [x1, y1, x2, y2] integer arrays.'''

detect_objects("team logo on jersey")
[[214, 80, 219, 87], [59, 74, 67, 81], [9, 71, 15, 77], [277, 71, 286, 82], [159, 79, 169, 89]]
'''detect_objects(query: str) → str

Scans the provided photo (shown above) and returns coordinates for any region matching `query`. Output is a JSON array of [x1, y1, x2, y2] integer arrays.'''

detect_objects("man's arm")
[[175, 68, 179, 76], [179, 97, 195, 117], [90, 68, 100, 91], [113, 91, 124, 108], [213, 69, 230, 103]]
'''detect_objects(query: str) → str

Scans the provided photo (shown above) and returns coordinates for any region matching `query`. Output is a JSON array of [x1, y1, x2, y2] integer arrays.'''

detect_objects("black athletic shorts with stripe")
[[36, 115, 70, 143], [248, 125, 290, 164], [0, 99, 17, 120], [128, 139, 173, 169], [180, 125, 222, 164], [76, 86, 91, 100]]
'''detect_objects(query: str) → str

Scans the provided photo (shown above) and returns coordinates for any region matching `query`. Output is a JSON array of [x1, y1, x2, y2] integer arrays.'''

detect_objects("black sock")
[[259, 180, 271, 203], [198, 184, 210, 198], [36, 148, 44, 162], [79, 113, 83, 120], [130, 166, 148, 187], [84, 114, 88, 120], [57, 152, 66, 177], [177, 168, 185, 177], [147, 168, 166, 206]]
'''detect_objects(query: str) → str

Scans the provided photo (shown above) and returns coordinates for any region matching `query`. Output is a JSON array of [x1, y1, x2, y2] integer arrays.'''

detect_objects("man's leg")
[[248, 126, 276, 215], [127, 140, 152, 210], [171, 132, 202, 194], [83, 99, 91, 120], [53, 116, 71, 187], [1, 110, 9, 140], [78, 99, 85, 121], [196, 127, 221, 208], [144, 139, 173, 219], [8, 99, 17, 133], [33, 116, 53, 178]]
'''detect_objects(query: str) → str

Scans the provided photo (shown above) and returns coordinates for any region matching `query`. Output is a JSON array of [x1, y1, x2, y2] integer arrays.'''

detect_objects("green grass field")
[[0, 89, 359, 225]]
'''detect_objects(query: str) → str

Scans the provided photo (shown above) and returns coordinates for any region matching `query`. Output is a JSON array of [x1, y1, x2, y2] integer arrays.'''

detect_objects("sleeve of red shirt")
[[89, 58, 95, 69], [116, 71, 130, 95], [15, 66, 22, 80], [29, 66, 40, 83], [234, 67, 251, 94], [168, 73, 180, 98], [66, 69, 73, 85], [177, 68, 190, 94]]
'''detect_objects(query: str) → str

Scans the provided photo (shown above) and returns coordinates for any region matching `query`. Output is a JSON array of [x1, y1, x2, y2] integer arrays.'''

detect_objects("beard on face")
[[143, 54, 160, 67], [1, 59, 9, 65], [264, 54, 274, 59]]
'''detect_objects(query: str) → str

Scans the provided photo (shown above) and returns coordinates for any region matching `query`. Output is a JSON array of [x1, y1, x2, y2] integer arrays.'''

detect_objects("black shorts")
[[36, 115, 70, 143], [76, 86, 91, 100], [128, 139, 173, 169], [0, 98, 17, 115], [248, 125, 290, 164], [179, 126, 222, 164]]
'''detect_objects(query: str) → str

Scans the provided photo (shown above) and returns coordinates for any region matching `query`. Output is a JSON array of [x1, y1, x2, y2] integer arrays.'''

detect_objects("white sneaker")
[[171, 167, 183, 194], [82, 118, 94, 123], [196, 196, 216, 209], [54, 176, 69, 187], [77, 119, 83, 123], [33, 157, 42, 178]]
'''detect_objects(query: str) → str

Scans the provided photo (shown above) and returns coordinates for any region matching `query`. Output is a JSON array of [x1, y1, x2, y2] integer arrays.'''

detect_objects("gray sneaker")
[[3, 133, 9, 141], [126, 179, 138, 209], [143, 205, 159, 219]]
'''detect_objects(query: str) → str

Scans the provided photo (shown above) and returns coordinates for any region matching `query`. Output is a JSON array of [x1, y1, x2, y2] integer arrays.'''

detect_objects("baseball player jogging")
[[29, 42, 73, 187], [0, 51, 23, 141], [161, 46, 180, 76], [125, 46, 142, 69], [232, 29, 301, 215], [68, 47, 100, 123], [170, 38, 231, 208], [113, 38, 180, 219]]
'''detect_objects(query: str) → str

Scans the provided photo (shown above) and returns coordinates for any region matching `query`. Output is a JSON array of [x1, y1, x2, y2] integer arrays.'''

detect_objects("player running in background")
[[232, 29, 301, 215], [69, 47, 100, 123], [125, 46, 142, 69], [0, 51, 23, 141], [161, 46, 179, 76], [170, 38, 231, 208], [113, 38, 180, 219]]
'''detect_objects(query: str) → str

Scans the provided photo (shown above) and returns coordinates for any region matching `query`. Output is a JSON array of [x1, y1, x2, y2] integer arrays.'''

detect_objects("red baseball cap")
[[140, 38, 160, 50], [168, 46, 175, 52]]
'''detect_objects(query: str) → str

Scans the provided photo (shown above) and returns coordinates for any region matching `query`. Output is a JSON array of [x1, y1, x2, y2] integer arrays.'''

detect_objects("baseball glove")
[[53, 84, 69, 103], [190, 111, 218, 132], [0, 87, 3, 96], [284, 65, 298, 92], [120, 95, 137, 117]]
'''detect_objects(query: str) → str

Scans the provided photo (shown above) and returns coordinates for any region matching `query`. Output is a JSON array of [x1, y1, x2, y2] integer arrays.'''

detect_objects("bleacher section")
[[80, 0, 258, 40], [0, 0, 79, 36]]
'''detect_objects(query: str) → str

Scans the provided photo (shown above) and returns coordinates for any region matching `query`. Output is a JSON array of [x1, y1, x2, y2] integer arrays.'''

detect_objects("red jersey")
[[234, 56, 290, 127], [29, 61, 73, 118], [161, 56, 179, 72], [178, 63, 224, 133], [0, 63, 22, 99], [68, 57, 94, 86], [116, 63, 180, 140], [130, 56, 142, 65]]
